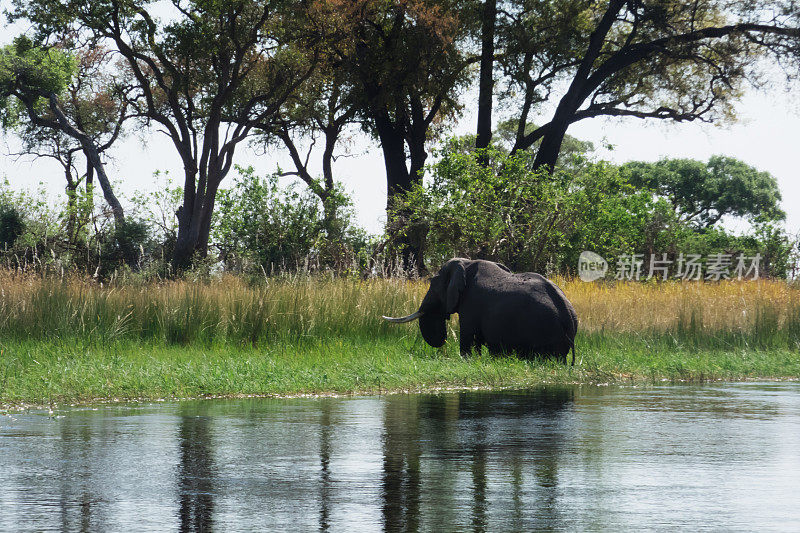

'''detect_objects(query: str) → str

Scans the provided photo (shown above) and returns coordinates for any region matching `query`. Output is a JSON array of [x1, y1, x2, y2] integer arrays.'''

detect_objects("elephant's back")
[[482, 271, 577, 341], [520, 273, 577, 335]]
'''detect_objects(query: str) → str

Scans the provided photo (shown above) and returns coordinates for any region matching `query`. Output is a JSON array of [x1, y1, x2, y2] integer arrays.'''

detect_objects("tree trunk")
[[531, 117, 569, 171], [85, 158, 94, 191], [321, 134, 338, 239], [172, 166, 199, 272], [64, 168, 78, 247], [196, 176, 222, 259], [41, 94, 124, 224], [373, 116, 428, 273], [171, 163, 228, 272], [525, 78, 587, 170], [172, 214, 194, 272], [475, 0, 496, 159], [81, 144, 124, 224], [378, 124, 412, 211]]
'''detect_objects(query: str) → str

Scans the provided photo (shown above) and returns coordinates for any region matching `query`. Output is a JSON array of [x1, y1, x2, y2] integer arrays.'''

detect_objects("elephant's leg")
[[474, 332, 484, 356], [458, 318, 477, 357], [459, 335, 475, 357]]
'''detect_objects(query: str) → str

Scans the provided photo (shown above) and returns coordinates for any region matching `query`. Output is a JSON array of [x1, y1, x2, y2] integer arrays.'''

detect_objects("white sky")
[[1, 17, 798, 237]]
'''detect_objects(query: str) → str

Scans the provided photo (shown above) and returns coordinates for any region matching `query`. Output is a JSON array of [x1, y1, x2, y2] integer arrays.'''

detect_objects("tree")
[[398, 140, 661, 272], [315, 0, 474, 269], [254, 63, 358, 242], [480, 0, 800, 170], [213, 166, 365, 272], [493, 118, 595, 168], [475, 0, 496, 155], [11, 0, 320, 270], [622, 156, 785, 228], [0, 36, 127, 224], [0, 202, 25, 248]]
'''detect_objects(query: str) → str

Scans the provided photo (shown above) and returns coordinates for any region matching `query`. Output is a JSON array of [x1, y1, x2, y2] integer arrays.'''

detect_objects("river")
[[1, 383, 799, 531]]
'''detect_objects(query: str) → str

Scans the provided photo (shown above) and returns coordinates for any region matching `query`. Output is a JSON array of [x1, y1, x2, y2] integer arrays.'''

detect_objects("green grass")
[[2, 333, 798, 408]]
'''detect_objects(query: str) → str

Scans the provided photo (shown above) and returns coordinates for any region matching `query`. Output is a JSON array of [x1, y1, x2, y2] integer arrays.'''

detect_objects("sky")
[[1, 15, 798, 237]]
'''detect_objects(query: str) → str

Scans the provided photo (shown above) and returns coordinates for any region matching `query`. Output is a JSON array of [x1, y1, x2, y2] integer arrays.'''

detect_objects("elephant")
[[383, 258, 578, 364]]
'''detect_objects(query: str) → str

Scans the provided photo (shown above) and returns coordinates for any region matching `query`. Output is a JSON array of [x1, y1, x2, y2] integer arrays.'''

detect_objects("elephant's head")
[[383, 258, 467, 347]]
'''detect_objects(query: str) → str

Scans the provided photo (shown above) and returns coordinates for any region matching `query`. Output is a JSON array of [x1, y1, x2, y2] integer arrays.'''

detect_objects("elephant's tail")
[[570, 339, 576, 366]]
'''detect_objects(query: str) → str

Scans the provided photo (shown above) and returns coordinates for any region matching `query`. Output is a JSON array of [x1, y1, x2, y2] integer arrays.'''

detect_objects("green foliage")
[[101, 218, 150, 269], [0, 35, 76, 126], [622, 156, 785, 227], [0, 178, 61, 251], [398, 142, 656, 273], [213, 166, 367, 272], [399, 140, 795, 277], [0, 203, 24, 248], [0, 177, 149, 274], [129, 172, 183, 246], [398, 143, 556, 271]]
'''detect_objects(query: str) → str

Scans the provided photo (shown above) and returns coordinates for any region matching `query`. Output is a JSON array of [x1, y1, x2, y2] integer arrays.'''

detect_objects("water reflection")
[[375, 388, 577, 531], [318, 399, 334, 532], [1, 383, 799, 531], [177, 405, 215, 532]]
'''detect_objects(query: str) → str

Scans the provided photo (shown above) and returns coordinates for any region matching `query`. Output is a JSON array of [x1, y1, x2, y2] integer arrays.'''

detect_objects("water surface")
[[2, 383, 799, 531]]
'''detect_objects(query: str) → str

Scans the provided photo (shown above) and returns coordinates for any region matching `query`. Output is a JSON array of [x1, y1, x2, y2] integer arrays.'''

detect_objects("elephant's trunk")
[[382, 310, 424, 323]]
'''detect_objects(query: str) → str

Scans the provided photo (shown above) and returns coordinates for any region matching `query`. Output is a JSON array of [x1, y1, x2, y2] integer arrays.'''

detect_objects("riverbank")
[[1, 275, 799, 408], [2, 334, 799, 409]]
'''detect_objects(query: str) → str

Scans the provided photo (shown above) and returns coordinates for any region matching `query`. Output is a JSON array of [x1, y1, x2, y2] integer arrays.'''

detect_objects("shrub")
[[400, 140, 796, 277], [213, 166, 369, 273], [0, 203, 24, 248], [100, 218, 151, 270]]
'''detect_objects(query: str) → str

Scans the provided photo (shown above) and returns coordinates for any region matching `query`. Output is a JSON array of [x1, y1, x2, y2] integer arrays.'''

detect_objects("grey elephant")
[[383, 258, 578, 364]]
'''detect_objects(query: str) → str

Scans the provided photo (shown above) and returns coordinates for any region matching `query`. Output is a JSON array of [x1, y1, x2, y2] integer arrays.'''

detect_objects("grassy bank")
[[1, 336, 798, 408], [1, 274, 799, 407]]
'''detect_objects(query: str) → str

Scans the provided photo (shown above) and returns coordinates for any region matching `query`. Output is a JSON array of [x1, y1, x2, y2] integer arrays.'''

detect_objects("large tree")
[[313, 0, 474, 268], [622, 156, 785, 228], [0, 36, 127, 225], [479, 0, 800, 170], [11, 0, 319, 270]]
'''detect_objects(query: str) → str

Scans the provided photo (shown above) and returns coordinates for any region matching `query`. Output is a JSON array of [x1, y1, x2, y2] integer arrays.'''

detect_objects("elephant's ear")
[[446, 260, 466, 314], [420, 313, 447, 347]]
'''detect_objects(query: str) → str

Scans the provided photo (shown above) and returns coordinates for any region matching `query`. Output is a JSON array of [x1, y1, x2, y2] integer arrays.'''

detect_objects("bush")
[[213, 166, 369, 273], [400, 140, 796, 277], [397, 142, 659, 273], [100, 218, 150, 269], [0, 203, 24, 248]]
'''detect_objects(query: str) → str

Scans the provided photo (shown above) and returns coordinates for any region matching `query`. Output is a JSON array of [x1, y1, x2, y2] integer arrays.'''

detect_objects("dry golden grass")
[[0, 271, 426, 342], [555, 277, 800, 334]]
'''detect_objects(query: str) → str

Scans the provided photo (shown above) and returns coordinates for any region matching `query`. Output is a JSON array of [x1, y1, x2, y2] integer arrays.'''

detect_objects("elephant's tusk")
[[382, 310, 423, 323]]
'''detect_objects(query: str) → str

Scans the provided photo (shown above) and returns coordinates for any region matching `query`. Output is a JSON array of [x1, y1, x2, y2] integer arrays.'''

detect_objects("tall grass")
[[0, 271, 799, 350], [559, 277, 800, 350], [0, 272, 424, 345]]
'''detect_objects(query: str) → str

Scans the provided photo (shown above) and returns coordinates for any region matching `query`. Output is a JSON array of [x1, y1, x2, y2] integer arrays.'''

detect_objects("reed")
[[0, 273, 426, 345], [1, 272, 798, 347]]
